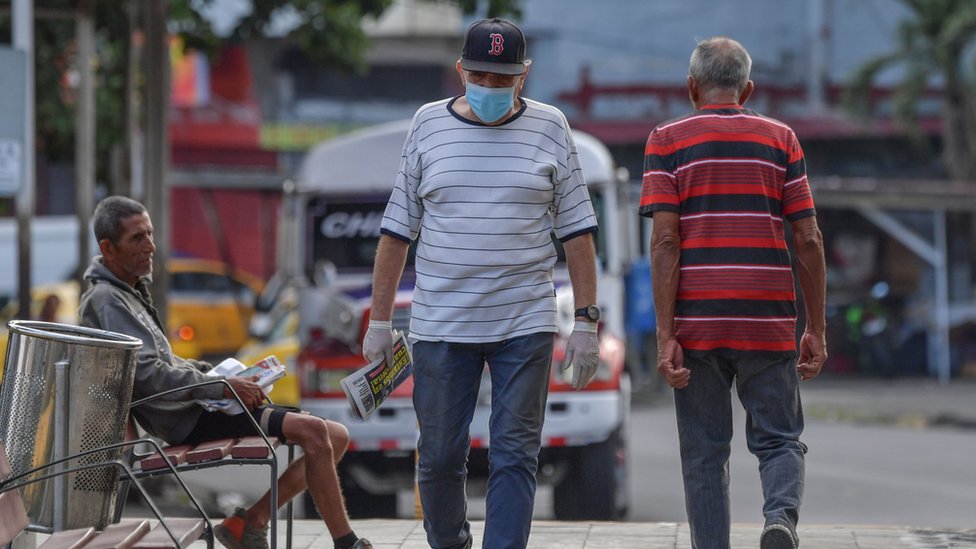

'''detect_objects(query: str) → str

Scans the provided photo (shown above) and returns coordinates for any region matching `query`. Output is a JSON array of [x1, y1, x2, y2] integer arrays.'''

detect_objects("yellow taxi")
[[0, 281, 82, 378], [167, 258, 265, 361], [235, 286, 300, 406]]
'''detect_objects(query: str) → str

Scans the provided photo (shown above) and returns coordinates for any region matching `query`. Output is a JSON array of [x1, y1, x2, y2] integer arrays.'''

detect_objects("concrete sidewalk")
[[264, 519, 976, 549], [28, 518, 976, 549]]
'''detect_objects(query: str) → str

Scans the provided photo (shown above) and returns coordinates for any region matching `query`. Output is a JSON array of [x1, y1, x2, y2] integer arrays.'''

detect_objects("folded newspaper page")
[[341, 330, 413, 420], [197, 355, 285, 415]]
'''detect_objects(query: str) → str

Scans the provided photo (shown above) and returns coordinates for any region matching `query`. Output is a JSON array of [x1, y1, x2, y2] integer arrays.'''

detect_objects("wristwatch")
[[574, 305, 601, 322]]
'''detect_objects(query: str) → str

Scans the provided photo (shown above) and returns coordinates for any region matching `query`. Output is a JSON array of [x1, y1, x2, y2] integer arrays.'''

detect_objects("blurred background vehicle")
[[1, 258, 267, 374], [236, 281, 300, 406], [0, 280, 80, 378], [167, 257, 265, 361]]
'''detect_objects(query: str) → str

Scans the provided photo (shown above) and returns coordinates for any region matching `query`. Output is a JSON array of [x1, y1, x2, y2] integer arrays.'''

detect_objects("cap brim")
[[460, 58, 526, 75]]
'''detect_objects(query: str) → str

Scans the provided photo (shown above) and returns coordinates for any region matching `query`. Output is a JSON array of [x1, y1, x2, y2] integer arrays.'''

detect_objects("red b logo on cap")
[[488, 33, 504, 56]]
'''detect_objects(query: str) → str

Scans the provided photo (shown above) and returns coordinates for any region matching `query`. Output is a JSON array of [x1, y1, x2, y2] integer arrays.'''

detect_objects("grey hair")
[[93, 195, 147, 244], [689, 36, 751, 93]]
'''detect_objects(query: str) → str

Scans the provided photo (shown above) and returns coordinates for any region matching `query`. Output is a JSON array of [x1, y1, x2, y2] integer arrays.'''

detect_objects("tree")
[[846, 0, 976, 182], [449, 0, 523, 18], [1, 0, 523, 194], [171, 0, 393, 70]]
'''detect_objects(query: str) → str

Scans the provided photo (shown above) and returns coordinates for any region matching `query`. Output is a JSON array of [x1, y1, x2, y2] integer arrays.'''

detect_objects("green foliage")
[[845, 0, 976, 180], [449, 0, 523, 18], [7, 0, 523, 186], [171, 0, 394, 71], [1, 1, 131, 178], [267, 0, 392, 71], [32, 17, 75, 162]]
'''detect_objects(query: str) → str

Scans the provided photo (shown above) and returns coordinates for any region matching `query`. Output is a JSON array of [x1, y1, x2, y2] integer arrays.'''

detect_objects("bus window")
[[304, 196, 416, 276]]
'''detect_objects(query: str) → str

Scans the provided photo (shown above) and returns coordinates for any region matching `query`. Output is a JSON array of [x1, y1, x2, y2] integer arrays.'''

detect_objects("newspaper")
[[197, 355, 286, 415], [341, 330, 413, 420]]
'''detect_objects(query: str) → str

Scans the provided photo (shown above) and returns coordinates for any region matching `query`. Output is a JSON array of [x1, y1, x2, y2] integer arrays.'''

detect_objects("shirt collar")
[[700, 103, 741, 110]]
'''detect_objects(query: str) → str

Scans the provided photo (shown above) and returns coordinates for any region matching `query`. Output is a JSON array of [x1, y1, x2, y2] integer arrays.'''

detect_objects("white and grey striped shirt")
[[381, 96, 597, 343]]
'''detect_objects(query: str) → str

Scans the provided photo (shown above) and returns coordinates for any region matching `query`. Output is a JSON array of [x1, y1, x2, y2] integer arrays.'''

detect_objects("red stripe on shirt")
[[648, 131, 790, 157]]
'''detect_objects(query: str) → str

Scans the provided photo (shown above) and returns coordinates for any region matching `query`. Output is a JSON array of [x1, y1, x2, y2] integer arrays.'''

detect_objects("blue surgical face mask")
[[465, 81, 516, 123]]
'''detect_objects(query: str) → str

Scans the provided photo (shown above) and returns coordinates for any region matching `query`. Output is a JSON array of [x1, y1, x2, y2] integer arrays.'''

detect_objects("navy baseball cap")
[[460, 18, 527, 75]]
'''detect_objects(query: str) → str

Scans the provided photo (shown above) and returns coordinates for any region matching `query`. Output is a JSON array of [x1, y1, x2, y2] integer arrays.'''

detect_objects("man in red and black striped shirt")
[[640, 37, 827, 549]]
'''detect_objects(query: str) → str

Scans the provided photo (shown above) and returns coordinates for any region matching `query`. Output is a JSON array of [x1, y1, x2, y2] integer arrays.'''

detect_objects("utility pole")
[[123, 0, 142, 200], [13, 0, 34, 320], [75, 0, 96, 285], [143, 0, 170, 323], [807, 0, 829, 112]]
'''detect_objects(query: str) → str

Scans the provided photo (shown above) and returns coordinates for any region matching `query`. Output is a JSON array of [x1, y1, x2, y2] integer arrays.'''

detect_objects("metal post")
[[933, 211, 950, 384], [277, 181, 294, 281], [124, 0, 141, 199], [75, 1, 96, 284], [286, 444, 294, 549], [143, 0, 170, 323], [269, 456, 278, 549], [807, 0, 828, 112], [53, 360, 70, 531], [12, 0, 34, 320]]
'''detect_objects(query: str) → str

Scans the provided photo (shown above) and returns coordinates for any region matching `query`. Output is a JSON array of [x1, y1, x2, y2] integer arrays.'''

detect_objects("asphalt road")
[[624, 389, 976, 529]]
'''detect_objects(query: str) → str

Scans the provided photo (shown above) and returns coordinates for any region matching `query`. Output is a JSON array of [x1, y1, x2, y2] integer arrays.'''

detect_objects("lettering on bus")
[[319, 211, 383, 239]]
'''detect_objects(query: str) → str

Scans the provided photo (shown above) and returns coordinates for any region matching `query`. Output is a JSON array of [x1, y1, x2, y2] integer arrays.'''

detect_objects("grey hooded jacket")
[[79, 256, 225, 444]]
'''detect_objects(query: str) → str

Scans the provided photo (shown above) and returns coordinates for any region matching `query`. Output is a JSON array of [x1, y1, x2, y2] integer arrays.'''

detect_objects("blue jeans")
[[674, 352, 807, 549], [412, 333, 554, 549]]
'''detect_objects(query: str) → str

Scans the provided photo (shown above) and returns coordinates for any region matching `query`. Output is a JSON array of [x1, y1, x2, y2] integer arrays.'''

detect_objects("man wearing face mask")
[[364, 17, 600, 549]]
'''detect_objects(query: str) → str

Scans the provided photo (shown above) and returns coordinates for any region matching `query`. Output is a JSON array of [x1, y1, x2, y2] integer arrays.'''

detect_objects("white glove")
[[362, 319, 393, 362], [563, 321, 600, 390]]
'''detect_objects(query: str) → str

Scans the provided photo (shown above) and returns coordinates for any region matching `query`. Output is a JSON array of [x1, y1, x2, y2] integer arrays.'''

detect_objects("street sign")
[[0, 47, 26, 197], [0, 140, 22, 195]]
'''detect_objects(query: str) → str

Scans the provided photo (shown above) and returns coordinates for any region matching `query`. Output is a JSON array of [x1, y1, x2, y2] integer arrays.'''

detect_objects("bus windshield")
[[305, 196, 387, 274], [304, 190, 606, 277]]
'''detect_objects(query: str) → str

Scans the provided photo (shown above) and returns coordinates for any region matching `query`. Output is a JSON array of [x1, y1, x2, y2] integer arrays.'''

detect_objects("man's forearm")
[[651, 212, 681, 342], [794, 222, 827, 334], [563, 232, 598, 309], [370, 235, 410, 321]]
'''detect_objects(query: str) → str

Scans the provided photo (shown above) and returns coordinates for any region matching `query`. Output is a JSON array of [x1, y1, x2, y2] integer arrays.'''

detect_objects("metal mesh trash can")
[[0, 320, 143, 530]]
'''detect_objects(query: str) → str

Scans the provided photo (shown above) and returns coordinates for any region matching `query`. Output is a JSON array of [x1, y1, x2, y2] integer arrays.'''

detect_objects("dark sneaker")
[[350, 539, 373, 549], [444, 536, 473, 549], [214, 507, 270, 549], [760, 523, 797, 549]]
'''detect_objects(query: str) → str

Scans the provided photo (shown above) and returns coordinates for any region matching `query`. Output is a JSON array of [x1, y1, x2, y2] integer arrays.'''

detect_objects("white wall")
[[0, 216, 95, 298]]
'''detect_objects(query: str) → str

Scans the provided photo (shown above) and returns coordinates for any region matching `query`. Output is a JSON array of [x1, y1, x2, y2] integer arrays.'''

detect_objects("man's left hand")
[[563, 321, 600, 390], [797, 330, 827, 381]]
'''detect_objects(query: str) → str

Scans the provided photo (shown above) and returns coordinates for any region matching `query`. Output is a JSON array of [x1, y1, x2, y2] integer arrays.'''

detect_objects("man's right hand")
[[657, 337, 690, 388], [362, 319, 393, 363], [224, 376, 265, 409]]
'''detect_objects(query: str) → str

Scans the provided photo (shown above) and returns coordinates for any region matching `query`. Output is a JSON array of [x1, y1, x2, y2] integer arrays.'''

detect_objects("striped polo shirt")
[[381, 96, 598, 343], [639, 104, 816, 355]]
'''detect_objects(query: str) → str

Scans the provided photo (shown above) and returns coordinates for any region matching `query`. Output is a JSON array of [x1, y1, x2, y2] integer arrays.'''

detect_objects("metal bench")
[[1, 441, 211, 549], [123, 379, 295, 549]]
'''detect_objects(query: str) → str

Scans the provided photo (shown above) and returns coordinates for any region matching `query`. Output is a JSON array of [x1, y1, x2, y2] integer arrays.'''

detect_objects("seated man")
[[79, 196, 371, 549]]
